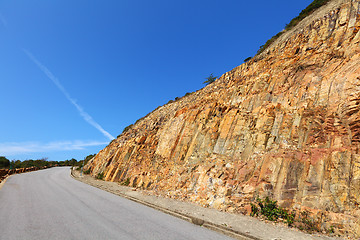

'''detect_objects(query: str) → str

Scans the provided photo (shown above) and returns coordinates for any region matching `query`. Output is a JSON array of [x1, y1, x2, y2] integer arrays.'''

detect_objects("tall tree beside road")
[[0, 156, 10, 169]]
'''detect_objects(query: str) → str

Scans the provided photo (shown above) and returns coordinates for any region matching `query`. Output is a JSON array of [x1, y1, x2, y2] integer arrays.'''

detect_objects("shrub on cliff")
[[251, 197, 326, 233], [244, 57, 252, 62], [251, 197, 295, 226], [96, 172, 105, 180], [203, 73, 218, 85]]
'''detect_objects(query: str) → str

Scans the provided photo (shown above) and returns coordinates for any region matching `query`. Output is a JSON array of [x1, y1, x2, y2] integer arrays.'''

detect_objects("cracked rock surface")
[[86, 0, 360, 238]]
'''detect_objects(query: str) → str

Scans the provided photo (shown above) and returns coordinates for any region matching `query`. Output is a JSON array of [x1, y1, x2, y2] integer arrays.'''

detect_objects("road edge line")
[[70, 169, 258, 240], [0, 175, 11, 190]]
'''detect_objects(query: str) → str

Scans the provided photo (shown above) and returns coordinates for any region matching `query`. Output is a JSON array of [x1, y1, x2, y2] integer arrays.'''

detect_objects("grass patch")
[[298, 210, 321, 232], [251, 197, 295, 226], [251, 197, 323, 233], [96, 172, 105, 180], [120, 178, 130, 186]]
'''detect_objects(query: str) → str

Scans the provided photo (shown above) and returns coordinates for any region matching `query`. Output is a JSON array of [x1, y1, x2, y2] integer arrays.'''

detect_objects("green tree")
[[13, 160, 22, 168], [0, 156, 10, 169], [70, 158, 77, 166], [203, 73, 218, 85]]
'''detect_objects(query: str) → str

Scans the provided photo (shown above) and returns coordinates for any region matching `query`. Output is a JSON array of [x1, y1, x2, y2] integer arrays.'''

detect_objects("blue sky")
[[0, 0, 313, 161]]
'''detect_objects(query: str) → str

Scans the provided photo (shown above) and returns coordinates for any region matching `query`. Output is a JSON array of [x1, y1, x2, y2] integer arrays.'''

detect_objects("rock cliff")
[[85, 0, 360, 237]]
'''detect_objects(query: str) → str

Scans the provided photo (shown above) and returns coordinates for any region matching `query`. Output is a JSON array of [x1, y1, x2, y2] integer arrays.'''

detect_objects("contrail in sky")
[[23, 49, 115, 141]]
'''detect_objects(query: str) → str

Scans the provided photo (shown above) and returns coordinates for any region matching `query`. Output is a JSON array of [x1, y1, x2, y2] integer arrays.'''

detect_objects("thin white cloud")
[[0, 13, 7, 27], [23, 49, 115, 141], [0, 140, 108, 156]]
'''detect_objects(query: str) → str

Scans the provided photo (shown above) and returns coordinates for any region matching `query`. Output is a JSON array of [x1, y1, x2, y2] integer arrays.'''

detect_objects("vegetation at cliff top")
[[117, 1, 332, 142], [257, 0, 331, 55], [203, 73, 218, 85], [244, 57, 252, 62]]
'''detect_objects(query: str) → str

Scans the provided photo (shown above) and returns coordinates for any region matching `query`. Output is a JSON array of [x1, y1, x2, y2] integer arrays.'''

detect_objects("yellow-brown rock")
[[85, 0, 360, 237]]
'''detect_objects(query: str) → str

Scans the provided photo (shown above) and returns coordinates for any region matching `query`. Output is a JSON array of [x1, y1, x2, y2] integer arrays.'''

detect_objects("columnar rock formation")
[[86, 0, 360, 237]]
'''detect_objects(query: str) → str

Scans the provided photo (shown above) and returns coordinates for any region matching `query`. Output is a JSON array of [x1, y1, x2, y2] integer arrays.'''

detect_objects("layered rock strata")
[[86, 0, 360, 237]]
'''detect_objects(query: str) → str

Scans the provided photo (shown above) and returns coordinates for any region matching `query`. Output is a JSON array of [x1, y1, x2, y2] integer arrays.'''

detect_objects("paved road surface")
[[0, 167, 234, 240]]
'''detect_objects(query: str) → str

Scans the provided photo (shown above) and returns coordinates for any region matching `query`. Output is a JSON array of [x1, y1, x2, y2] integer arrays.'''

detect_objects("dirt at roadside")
[[71, 169, 342, 240]]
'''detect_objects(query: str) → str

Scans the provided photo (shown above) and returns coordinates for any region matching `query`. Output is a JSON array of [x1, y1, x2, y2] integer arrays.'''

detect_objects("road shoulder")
[[71, 170, 341, 240], [0, 175, 11, 190]]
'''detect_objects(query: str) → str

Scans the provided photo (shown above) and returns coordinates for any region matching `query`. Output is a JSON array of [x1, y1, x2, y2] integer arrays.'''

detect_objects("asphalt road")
[[0, 167, 235, 240]]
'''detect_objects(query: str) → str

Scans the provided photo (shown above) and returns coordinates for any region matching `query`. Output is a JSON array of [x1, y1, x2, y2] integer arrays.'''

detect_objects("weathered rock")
[[85, 0, 360, 237]]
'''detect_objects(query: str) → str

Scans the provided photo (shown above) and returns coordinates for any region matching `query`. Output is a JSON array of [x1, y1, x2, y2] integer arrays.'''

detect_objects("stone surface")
[[85, 0, 360, 238]]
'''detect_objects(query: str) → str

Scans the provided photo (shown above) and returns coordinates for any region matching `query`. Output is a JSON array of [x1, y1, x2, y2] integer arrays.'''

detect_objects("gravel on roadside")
[[71, 169, 343, 240]]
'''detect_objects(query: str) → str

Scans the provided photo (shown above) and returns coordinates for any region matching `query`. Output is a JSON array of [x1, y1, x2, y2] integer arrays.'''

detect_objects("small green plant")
[[328, 225, 335, 234], [121, 178, 130, 186], [83, 169, 91, 175], [250, 197, 325, 233], [96, 172, 104, 180], [203, 73, 218, 85], [251, 197, 295, 226], [299, 210, 320, 232], [250, 203, 259, 217]]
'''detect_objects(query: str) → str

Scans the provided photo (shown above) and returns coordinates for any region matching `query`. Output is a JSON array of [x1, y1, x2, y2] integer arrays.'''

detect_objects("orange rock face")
[[86, 0, 360, 237]]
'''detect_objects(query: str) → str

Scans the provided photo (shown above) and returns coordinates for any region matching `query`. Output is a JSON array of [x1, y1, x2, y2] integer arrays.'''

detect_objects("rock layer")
[[86, 0, 360, 237]]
